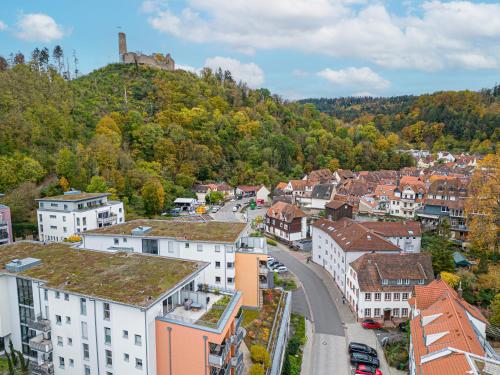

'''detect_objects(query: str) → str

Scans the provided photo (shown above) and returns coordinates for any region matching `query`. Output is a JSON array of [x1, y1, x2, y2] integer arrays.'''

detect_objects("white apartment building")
[[389, 177, 425, 219], [80, 219, 269, 308], [37, 192, 124, 242], [0, 241, 209, 375], [311, 218, 403, 297], [345, 253, 433, 321], [358, 221, 422, 253]]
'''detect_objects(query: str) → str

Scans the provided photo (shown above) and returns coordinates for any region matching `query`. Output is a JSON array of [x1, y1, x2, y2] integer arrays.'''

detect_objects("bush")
[[251, 344, 270, 367], [267, 238, 277, 246], [249, 364, 265, 375]]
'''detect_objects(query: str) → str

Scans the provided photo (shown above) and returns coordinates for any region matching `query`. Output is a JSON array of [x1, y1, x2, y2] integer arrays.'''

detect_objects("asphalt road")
[[269, 246, 344, 336], [211, 199, 267, 223]]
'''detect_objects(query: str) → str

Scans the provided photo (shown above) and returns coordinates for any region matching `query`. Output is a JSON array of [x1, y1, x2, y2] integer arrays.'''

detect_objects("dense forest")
[[0, 48, 498, 222]]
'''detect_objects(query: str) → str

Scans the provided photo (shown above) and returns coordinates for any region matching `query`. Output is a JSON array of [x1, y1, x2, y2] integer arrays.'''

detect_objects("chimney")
[[118, 32, 127, 60]]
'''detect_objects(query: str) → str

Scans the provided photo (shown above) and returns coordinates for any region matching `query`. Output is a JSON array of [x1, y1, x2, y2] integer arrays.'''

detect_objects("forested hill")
[[0, 61, 498, 218], [300, 88, 500, 154]]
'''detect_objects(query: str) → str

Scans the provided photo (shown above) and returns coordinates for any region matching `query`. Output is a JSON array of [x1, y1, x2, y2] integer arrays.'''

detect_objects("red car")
[[361, 319, 382, 329], [355, 364, 382, 375]]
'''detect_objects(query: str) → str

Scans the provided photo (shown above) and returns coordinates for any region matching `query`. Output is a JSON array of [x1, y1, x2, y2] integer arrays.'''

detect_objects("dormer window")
[[382, 279, 388, 285], [397, 279, 402, 285], [418, 279, 424, 285]]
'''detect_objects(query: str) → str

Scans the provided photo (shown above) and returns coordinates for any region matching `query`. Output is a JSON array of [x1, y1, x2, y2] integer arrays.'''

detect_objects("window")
[[364, 293, 371, 301], [418, 279, 425, 285], [135, 358, 143, 370], [374, 293, 381, 301], [215, 261, 221, 268], [384, 293, 391, 301], [227, 262, 234, 269], [114, 238, 119, 245], [63, 216, 66, 222], [124, 353, 130, 362], [397, 279, 402, 285], [402, 308, 409, 317], [374, 308, 380, 317], [134, 335, 142, 346], [215, 245, 220, 252], [103, 303, 110, 320], [393, 308, 399, 317], [83, 343, 90, 360], [142, 239, 158, 255], [81, 298, 87, 315], [63, 227, 67, 233], [105, 327, 111, 345], [66, 316, 71, 324], [69, 358, 74, 367], [56, 315, 62, 325], [83, 217, 87, 226], [105, 350, 112, 367], [50, 215, 56, 219], [215, 276, 221, 284], [364, 308, 371, 317], [404, 279, 410, 285], [77, 218, 81, 226], [81, 321, 88, 339], [185, 243, 189, 248], [44, 289, 48, 301], [402, 293, 409, 301], [197, 244, 202, 252], [67, 337, 72, 346], [122, 330, 128, 339], [394, 293, 400, 301], [227, 277, 234, 284], [59, 357, 65, 368], [382, 279, 388, 285], [85, 365, 91, 375], [123, 237, 127, 243], [55, 291, 60, 299], [57, 336, 63, 346], [168, 241, 173, 253], [106, 372, 112, 375]]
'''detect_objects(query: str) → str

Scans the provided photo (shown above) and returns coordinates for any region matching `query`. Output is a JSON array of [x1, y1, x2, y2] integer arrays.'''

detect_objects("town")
[[0, 149, 498, 375]]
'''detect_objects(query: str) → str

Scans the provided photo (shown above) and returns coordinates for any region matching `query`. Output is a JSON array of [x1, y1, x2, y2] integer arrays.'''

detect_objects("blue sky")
[[1, 0, 500, 99]]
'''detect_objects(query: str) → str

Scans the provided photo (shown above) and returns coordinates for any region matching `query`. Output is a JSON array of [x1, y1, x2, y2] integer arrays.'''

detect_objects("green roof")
[[85, 219, 248, 243], [36, 192, 110, 202], [0, 242, 205, 308]]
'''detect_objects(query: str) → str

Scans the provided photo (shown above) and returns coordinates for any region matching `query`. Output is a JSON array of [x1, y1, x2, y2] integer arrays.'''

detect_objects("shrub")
[[66, 234, 82, 243], [251, 344, 270, 367], [267, 238, 277, 246], [249, 364, 265, 375], [440, 271, 460, 287]]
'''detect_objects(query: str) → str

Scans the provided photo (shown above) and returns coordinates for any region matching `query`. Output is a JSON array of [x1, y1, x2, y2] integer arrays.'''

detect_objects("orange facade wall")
[[235, 252, 267, 308], [156, 296, 242, 375]]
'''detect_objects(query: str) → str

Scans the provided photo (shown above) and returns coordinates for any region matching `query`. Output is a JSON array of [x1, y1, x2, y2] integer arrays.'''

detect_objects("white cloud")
[[318, 67, 389, 91], [176, 64, 200, 73], [0, 21, 7, 31], [204, 56, 264, 88], [145, 0, 500, 71], [15, 13, 66, 42]]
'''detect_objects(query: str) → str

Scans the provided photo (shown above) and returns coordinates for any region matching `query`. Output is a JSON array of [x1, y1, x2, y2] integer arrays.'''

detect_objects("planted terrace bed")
[[197, 295, 232, 327]]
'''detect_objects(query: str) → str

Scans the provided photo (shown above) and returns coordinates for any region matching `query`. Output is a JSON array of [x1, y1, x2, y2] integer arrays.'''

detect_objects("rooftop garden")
[[197, 294, 233, 327]]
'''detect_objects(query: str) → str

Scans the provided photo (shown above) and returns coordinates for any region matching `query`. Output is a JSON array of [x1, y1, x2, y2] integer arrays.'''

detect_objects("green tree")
[[86, 176, 108, 193], [422, 234, 455, 275], [141, 179, 165, 215], [56, 148, 79, 183], [490, 294, 500, 327]]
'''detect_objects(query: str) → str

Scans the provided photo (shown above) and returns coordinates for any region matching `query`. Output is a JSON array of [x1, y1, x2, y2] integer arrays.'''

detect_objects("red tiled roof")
[[266, 201, 306, 223], [359, 221, 422, 237], [275, 182, 287, 190], [307, 168, 333, 182], [312, 218, 401, 252]]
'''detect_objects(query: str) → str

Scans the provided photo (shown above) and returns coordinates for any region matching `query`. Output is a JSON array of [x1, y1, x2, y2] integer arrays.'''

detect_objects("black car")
[[350, 352, 380, 368], [348, 342, 378, 357]]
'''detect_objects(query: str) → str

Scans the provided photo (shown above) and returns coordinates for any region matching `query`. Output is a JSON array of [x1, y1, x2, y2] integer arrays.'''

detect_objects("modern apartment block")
[[36, 191, 124, 242], [81, 220, 270, 308], [0, 241, 247, 375], [0, 199, 13, 245]]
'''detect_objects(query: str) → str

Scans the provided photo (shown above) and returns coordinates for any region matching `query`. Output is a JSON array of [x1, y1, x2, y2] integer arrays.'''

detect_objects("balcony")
[[238, 236, 268, 254], [27, 316, 51, 332], [259, 264, 268, 275], [98, 214, 117, 226], [451, 224, 469, 232], [31, 362, 54, 375], [231, 351, 243, 368], [232, 326, 246, 347], [235, 311, 244, 332], [29, 334, 53, 353], [208, 341, 231, 368]]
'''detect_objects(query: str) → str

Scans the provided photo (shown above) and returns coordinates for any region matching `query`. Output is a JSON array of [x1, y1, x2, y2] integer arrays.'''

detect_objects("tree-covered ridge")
[[301, 88, 500, 153]]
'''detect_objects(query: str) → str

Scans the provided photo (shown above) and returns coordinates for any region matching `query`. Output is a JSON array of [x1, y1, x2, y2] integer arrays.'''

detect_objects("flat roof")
[[36, 193, 110, 202], [0, 242, 206, 308], [85, 219, 248, 243]]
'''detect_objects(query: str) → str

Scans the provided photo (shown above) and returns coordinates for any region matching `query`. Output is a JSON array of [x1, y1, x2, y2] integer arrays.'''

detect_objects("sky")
[[1, 0, 500, 99]]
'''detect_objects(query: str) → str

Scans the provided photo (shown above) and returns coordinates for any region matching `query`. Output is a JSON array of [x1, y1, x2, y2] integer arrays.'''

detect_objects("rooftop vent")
[[5, 258, 42, 273], [63, 189, 82, 195], [131, 226, 152, 236]]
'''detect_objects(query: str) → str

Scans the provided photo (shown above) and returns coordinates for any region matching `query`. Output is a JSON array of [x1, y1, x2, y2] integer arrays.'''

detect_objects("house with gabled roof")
[[265, 201, 307, 242]]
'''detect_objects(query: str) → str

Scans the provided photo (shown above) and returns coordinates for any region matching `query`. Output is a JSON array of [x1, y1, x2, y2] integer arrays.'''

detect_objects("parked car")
[[211, 206, 220, 213], [269, 261, 283, 269], [232, 206, 238, 212], [273, 265, 288, 273], [361, 319, 382, 330], [348, 342, 377, 357], [355, 364, 382, 375], [350, 352, 380, 368], [267, 256, 275, 262]]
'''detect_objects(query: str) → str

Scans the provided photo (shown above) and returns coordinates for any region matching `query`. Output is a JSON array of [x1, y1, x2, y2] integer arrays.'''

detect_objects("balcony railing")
[[27, 317, 51, 332], [231, 351, 243, 368], [451, 224, 469, 232], [29, 334, 53, 353], [31, 362, 54, 375], [208, 342, 231, 368], [235, 311, 244, 333], [98, 214, 117, 225], [232, 327, 246, 347], [259, 265, 268, 275]]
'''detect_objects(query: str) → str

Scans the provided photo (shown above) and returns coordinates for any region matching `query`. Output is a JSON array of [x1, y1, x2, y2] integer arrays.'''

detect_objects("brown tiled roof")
[[288, 180, 313, 191], [237, 185, 260, 193], [359, 221, 422, 237], [338, 180, 369, 197], [424, 198, 465, 210], [325, 200, 352, 210], [312, 218, 401, 252], [336, 169, 355, 179], [350, 253, 433, 292], [266, 201, 306, 223], [275, 182, 287, 190], [374, 184, 396, 199], [307, 168, 333, 182]]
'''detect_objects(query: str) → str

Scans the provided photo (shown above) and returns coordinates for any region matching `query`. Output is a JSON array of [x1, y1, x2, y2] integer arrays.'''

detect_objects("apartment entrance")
[[383, 308, 391, 321]]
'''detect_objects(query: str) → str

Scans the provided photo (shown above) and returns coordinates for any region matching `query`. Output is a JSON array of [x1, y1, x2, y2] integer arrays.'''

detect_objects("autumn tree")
[[141, 179, 165, 215], [465, 153, 500, 255], [86, 176, 108, 193]]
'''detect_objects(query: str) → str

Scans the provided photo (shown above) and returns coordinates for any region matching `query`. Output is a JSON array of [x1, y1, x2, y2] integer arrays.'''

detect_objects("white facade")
[[37, 194, 124, 242], [256, 186, 271, 203], [390, 186, 423, 218], [345, 266, 412, 320], [0, 264, 205, 375], [82, 231, 267, 292], [383, 236, 421, 253]]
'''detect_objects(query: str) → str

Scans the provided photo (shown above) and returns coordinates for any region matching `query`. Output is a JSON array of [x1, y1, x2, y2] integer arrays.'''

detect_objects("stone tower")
[[118, 32, 127, 61]]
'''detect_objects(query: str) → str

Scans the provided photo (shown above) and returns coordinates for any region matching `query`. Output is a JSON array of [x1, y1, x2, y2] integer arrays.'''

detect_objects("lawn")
[[197, 295, 232, 327]]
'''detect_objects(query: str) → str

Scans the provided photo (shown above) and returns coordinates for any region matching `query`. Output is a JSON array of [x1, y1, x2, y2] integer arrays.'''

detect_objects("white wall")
[[385, 236, 421, 253]]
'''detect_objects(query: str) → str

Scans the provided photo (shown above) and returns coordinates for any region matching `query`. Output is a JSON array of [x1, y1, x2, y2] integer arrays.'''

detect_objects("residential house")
[[283, 180, 314, 201], [0, 199, 13, 245], [333, 169, 355, 184], [298, 183, 336, 210], [408, 279, 499, 375], [373, 184, 397, 215], [265, 202, 307, 242], [36, 191, 124, 242], [236, 185, 270, 203], [81, 220, 269, 308], [193, 184, 215, 203], [437, 151, 456, 163], [304, 168, 335, 184], [345, 253, 433, 322], [359, 221, 422, 252], [173, 197, 197, 212], [390, 176, 425, 218], [325, 199, 353, 221]]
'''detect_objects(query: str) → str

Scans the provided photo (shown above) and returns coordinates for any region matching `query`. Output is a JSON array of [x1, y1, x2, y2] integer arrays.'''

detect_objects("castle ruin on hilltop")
[[118, 32, 175, 71]]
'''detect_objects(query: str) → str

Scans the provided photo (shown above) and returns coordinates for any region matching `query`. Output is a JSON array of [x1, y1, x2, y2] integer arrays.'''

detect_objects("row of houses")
[[193, 183, 271, 204]]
